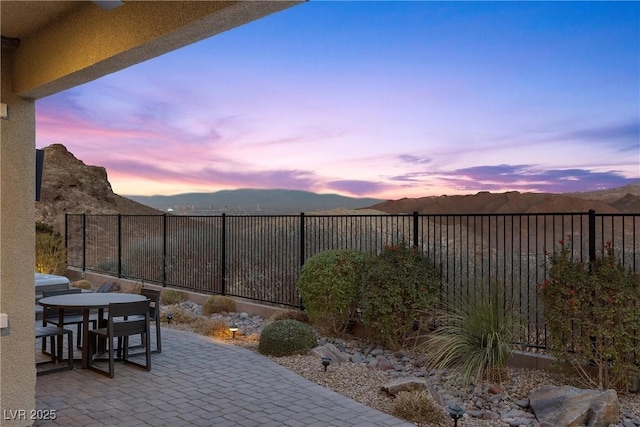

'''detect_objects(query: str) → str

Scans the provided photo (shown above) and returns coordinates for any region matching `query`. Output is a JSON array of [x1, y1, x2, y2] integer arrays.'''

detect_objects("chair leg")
[[108, 338, 115, 378], [145, 331, 151, 370], [156, 321, 161, 353], [66, 329, 74, 370]]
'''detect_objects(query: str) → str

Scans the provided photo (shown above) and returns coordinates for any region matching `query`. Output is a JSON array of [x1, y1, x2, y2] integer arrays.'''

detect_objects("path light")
[[229, 324, 238, 339], [447, 404, 465, 427], [321, 356, 332, 372], [166, 313, 173, 325]]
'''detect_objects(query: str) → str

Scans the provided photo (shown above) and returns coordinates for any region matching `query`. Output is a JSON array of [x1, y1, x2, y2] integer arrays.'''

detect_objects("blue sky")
[[36, 1, 640, 200]]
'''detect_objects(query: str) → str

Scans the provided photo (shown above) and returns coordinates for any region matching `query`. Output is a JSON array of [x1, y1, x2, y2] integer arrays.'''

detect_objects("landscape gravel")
[[164, 302, 640, 427]]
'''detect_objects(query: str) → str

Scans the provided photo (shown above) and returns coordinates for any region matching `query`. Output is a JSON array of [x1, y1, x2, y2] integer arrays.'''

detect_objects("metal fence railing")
[[66, 210, 640, 348]]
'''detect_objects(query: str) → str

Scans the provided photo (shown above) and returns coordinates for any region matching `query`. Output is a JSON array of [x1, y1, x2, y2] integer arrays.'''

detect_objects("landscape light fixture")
[[321, 356, 332, 372], [166, 313, 173, 324], [229, 324, 238, 339], [447, 404, 465, 427]]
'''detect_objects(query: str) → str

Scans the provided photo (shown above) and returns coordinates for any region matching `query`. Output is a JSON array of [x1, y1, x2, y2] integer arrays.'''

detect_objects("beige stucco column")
[[0, 46, 37, 425]]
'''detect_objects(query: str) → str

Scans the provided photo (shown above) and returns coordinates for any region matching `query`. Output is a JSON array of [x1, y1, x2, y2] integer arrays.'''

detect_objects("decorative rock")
[[310, 343, 351, 363], [381, 377, 431, 396], [529, 385, 620, 427], [488, 384, 502, 394], [514, 398, 530, 408], [95, 281, 120, 293]]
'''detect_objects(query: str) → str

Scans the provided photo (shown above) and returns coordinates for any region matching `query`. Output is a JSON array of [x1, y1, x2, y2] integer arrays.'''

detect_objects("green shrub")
[[160, 289, 188, 305], [258, 319, 317, 357], [297, 249, 368, 336], [269, 308, 310, 324], [361, 243, 440, 349], [202, 295, 236, 315], [539, 240, 640, 391], [391, 390, 448, 426], [35, 222, 67, 275], [425, 282, 522, 385]]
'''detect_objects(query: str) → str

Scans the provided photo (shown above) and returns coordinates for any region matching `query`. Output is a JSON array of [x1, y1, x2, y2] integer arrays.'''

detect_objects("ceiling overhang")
[[2, 1, 301, 99]]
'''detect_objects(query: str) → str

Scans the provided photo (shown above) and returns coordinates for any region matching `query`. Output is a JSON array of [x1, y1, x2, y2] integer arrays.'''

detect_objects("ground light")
[[229, 324, 238, 339], [321, 356, 332, 372], [447, 404, 465, 427], [166, 313, 173, 324]]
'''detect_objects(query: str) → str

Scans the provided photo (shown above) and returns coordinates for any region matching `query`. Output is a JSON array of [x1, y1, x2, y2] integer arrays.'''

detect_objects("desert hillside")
[[368, 186, 640, 215], [36, 144, 162, 230]]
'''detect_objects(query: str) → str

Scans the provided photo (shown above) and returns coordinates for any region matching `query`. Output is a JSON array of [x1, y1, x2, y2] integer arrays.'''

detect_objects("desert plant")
[[191, 317, 232, 338], [160, 289, 188, 305], [297, 249, 369, 336], [361, 243, 440, 349], [391, 390, 448, 426], [160, 306, 197, 324], [269, 308, 310, 323], [202, 295, 236, 315], [258, 319, 317, 357], [70, 279, 93, 290], [539, 240, 640, 391], [35, 222, 67, 275], [425, 282, 522, 386]]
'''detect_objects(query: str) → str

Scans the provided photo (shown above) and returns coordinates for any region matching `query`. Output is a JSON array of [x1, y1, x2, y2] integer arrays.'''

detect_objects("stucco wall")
[[0, 47, 37, 426]]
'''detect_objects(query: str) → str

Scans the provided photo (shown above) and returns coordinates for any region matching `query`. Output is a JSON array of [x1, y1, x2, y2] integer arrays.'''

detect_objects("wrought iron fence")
[[66, 210, 640, 348]]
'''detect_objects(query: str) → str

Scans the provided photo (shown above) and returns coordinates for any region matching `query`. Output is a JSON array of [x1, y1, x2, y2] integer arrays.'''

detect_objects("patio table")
[[39, 293, 148, 369]]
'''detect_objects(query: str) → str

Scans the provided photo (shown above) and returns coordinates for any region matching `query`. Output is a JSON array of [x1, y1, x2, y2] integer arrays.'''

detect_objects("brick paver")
[[35, 327, 414, 426]]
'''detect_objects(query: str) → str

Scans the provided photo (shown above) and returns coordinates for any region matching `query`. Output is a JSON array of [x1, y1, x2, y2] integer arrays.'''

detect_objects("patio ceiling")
[[1, 0, 302, 99]]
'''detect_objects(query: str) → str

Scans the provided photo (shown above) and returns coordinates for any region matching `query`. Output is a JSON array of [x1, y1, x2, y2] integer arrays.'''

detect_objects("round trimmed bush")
[[362, 243, 440, 349], [258, 320, 317, 357], [297, 249, 368, 336]]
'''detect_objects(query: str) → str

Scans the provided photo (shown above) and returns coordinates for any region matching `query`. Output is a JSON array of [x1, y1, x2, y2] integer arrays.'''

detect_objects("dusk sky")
[[36, 1, 639, 200]]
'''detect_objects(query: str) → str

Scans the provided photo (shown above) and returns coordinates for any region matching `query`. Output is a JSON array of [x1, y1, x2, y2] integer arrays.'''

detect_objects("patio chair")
[[117, 288, 162, 356], [88, 300, 151, 378], [42, 288, 97, 349], [36, 325, 73, 375]]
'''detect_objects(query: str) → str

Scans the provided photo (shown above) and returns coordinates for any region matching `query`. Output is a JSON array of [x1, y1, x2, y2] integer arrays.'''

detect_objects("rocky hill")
[[36, 144, 161, 230], [368, 185, 640, 215]]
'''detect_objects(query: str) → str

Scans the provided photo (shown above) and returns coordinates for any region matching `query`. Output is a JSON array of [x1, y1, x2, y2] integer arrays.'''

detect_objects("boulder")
[[95, 281, 121, 293], [529, 385, 619, 427], [309, 343, 351, 363], [381, 377, 432, 397]]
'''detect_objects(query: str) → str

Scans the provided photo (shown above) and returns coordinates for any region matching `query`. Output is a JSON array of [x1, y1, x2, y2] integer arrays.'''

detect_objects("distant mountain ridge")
[[368, 184, 640, 215], [125, 189, 385, 214]]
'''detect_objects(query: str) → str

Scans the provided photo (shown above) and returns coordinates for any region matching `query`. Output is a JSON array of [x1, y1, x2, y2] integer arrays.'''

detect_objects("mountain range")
[[36, 144, 639, 231], [124, 189, 385, 215]]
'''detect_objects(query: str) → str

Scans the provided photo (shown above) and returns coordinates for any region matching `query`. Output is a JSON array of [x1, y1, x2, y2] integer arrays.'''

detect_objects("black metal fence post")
[[82, 213, 86, 272], [162, 214, 167, 287], [412, 211, 419, 249], [299, 212, 305, 267], [221, 213, 226, 295], [117, 214, 122, 278], [588, 209, 596, 263]]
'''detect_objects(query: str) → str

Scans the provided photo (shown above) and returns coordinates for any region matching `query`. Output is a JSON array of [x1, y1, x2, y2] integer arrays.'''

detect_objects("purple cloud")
[[440, 164, 637, 193], [564, 119, 640, 152], [398, 154, 433, 165]]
